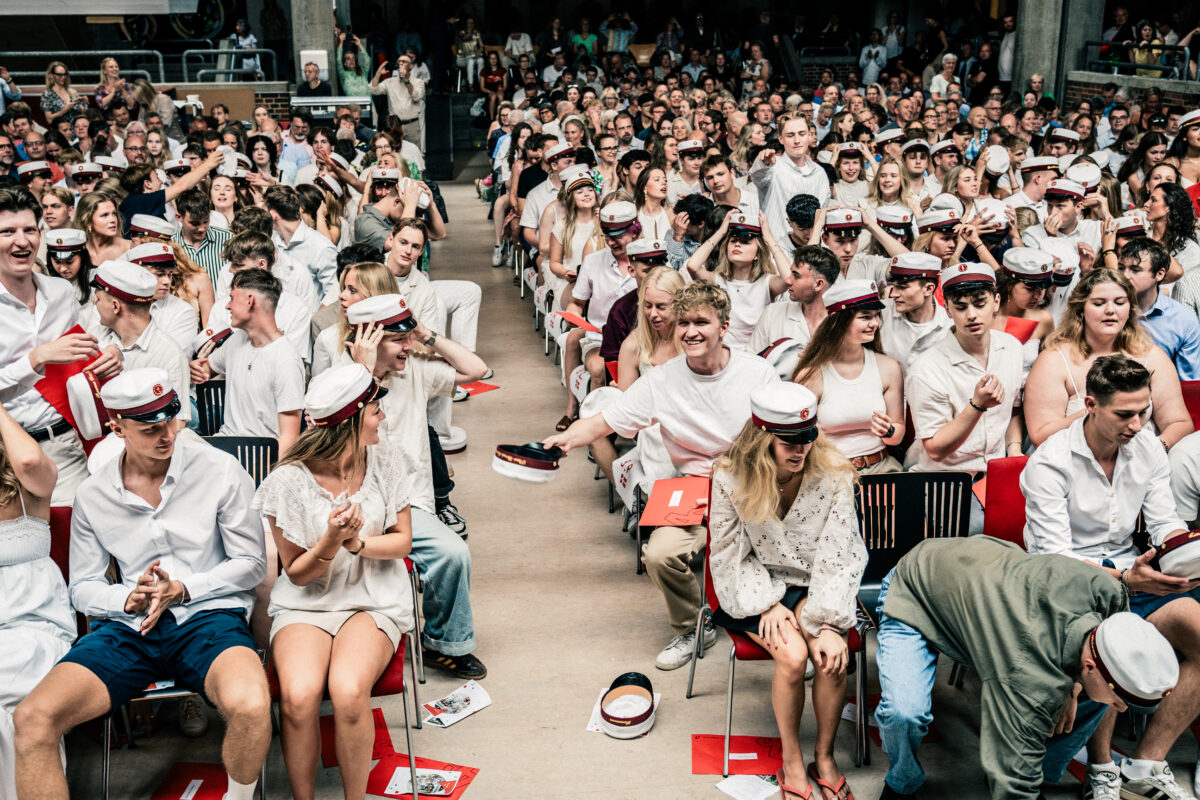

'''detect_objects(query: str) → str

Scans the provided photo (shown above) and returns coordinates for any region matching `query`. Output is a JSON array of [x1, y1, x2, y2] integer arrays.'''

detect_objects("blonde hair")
[[559, 184, 603, 263], [336, 262, 399, 350], [866, 157, 915, 207], [1043, 268, 1153, 359], [715, 422, 857, 524], [276, 409, 367, 469], [0, 442, 20, 509], [99, 57, 119, 84], [672, 280, 731, 324], [633, 266, 685, 365], [712, 229, 778, 283], [44, 61, 76, 95]]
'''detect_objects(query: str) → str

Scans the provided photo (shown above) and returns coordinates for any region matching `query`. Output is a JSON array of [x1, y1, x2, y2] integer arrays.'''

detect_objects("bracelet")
[[423, 331, 438, 348], [819, 625, 844, 636], [1120, 568, 1132, 591], [351, 539, 366, 556], [885, 423, 896, 440], [312, 551, 334, 563], [1161, 436, 1172, 452], [1101, 248, 1116, 257], [968, 399, 986, 413]]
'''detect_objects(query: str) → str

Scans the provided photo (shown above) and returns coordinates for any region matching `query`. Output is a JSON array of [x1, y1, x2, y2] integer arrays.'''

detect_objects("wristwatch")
[[423, 331, 438, 348]]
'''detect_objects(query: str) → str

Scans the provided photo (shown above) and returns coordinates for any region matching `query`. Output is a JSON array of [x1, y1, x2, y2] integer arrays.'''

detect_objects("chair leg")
[[723, 644, 736, 778], [259, 761, 267, 800], [401, 686, 420, 796], [854, 648, 867, 767], [407, 633, 423, 730], [102, 714, 112, 800], [685, 607, 709, 699], [608, 481, 615, 513], [408, 570, 426, 684]]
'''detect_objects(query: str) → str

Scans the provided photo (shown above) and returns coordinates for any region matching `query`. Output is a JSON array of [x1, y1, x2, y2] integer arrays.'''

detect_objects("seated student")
[[879, 252, 952, 372], [708, 382, 866, 800], [1025, 268, 1193, 449], [310, 243, 385, 341], [312, 261, 397, 376], [520, 141, 575, 265], [666, 193, 716, 272], [190, 269, 305, 455], [599, 238, 669, 367], [793, 279, 906, 473], [116, 152, 222, 237], [344, 294, 490, 677], [685, 211, 788, 349], [204, 235, 314, 365], [265, 185, 339, 301], [255, 364, 415, 800], [14, 368, 269, 800], [214, 227, 318, 312], [227, 206, 319, 314], [807, 206, 908, 284], [616, 266, 686, 389], [0, 399, 75, 800], [546, 164, 602, 311], [1022, 354, 1200, 800], [700, 153, 759, 215], [556, 200, 639, 431], [1021, 178, 1102, 257], [905, 263, 1025, 531], [991, 247, 1057, 375], [545, 283, 780, 670], [87, 259, 190, 427], [748, 245, 839, 355], [874, 536, 1178, 800], [1116, 238, 1200, 380]]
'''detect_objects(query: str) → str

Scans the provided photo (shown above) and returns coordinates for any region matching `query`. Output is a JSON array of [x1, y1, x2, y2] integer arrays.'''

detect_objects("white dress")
[[0, 491, 75, 800], [637, 206, 672, 240], [715, 273, 775, 350], [254, 444, 417, 649]]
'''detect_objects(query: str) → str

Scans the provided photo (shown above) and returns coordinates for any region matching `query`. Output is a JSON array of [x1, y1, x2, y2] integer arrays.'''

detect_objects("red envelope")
[[692, 734, 784, 775], [639, 477, 711, 527], [150, 762, 229, 799], [319, 707, 393, 767], [366, 753, 480, 799], [557, 311, 601, 333], [1003, 316, 1039, 345], [458, 381, 499, 397]]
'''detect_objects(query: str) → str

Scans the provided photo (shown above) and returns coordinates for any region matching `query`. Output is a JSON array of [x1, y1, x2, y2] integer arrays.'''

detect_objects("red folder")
[[557, 311, 600, 333], [33, 325, 91, 430], [639, 477, 711, 527], [1003, 316, 1039, 344]]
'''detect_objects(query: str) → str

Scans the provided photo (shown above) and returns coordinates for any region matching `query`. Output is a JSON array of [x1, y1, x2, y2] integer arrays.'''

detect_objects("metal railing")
[[183, 48, 277, 81], [196, 68, 265, 81], [1080, 40, 1193, 81], [6, 69, 152, 83], [289, 95, 376, 125], [0, 49, 165, 82]]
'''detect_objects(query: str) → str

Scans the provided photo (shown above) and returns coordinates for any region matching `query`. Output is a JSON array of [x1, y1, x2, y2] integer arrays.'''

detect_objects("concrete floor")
[[65, 154, 1200, 799]]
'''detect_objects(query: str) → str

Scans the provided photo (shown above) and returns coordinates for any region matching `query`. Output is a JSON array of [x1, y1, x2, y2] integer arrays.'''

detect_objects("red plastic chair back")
[[1182, 381, 1200, 431], [981, 456, 1030, 548], [48, 506, 72, 581]]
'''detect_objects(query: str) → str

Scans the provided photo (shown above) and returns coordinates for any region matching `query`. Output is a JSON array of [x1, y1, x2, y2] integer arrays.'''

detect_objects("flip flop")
[[807, 763, 854, 800], [555, 414, 575, 432], [776, 770, 813, 800]]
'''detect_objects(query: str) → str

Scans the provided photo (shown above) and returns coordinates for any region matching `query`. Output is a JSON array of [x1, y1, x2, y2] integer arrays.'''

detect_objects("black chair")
[[204, 436, 279, 487], [195, 379, 226, 436]]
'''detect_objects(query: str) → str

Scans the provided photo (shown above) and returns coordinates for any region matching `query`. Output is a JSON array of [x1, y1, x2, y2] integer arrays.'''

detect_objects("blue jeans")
[[874, 570, 1110, 793], [409, 507, 476, 656]]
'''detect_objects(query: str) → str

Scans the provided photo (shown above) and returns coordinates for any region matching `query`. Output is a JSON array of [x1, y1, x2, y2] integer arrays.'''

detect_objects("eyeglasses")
[[0, 144, 13, 150], [125, 146, 147, 152], [597, 146, 618, 152], [53, 71, 67, 77]]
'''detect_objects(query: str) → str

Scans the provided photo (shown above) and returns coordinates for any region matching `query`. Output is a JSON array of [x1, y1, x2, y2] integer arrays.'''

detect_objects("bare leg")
[[1136, 599, 1200, 761], [273, 624, 335, 800], [584, 349, 607, 390], [747, 622, 812, 796], [326, 614, 393, 800], [1086, 708, 1118, 763], [14, 663, 113, 800], [801, 622, 850, 795], [493, 195, 510, 245], [590, 436, 618, 485], [204, 646, 272, 785]]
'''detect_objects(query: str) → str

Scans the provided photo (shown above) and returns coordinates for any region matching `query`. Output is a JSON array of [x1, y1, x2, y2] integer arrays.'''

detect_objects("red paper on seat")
[[366, 753, 480, 799], [557, 311, 600, 333], [692, 734, 784, 775], [319, 706, 394, 767], [150, 762, 229, 799], [639, 477, 710, 527], [1003, 316, 1039, 344], [972, 475, 987, 508], [458, 381, 499, 396]]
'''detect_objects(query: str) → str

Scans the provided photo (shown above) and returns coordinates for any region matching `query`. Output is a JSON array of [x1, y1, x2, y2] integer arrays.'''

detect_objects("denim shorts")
[[59, 608, 254, 709], [1128, 590, 1197, 619]]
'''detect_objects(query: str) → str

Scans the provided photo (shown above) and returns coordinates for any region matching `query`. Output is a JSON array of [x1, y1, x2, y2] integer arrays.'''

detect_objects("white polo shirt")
[[150, 294, 201, 354], [273, 221, 338, 299], [904, 329, 1024, 473], [1023, 417, 1183, 568], [666, 171, 702, 206], [603, 349, 779, 477], [1022, 219, 1102, 255], [0, 272, 80, 429], [379, 355, 457, 514], [878, 300, 952, 372], [748, 300, 817, 355], [1003, 189, 1048, 221], [573, 247, 636, 330], [207, 332, 305, 439], [96, 320, 191, 423]]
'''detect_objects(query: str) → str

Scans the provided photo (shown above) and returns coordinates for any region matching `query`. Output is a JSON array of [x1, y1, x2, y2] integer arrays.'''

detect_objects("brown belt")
[[851, 448, 888, 470]]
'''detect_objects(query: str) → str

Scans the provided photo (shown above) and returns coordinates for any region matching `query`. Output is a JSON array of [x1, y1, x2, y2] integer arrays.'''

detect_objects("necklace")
[[776, 472, 800, 493]]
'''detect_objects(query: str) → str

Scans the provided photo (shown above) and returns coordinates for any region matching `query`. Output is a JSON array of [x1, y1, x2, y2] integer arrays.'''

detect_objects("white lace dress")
[[707, 466, 867, 636], [0, 491, 75, 800], [254, 444, 416, 650]]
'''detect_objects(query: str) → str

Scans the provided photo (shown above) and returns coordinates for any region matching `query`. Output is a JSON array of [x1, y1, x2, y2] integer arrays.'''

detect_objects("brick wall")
[[253, 90, 293, 118], [1064, 70, 1200, 109], [798, 57, 859, 89]]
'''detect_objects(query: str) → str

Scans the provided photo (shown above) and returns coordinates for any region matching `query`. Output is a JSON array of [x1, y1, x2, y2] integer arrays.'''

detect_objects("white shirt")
[[879, 300, 953, 372], [904, 330, 1024, 473], [69, 435, 266, 629], [215, 256, 319, 313], [394, 266, 442, 332], [207, 333, 305, 438], [602, 349, 780, 477], [205, 291, 313, 365], [666, 171, 702, 206], [379, 356, 457, 514], [96, 320, 191, 422], [1169, 431, 1200, 522], [273, 221, 338, 299], [748, 300, 816, 355], [712, 184, 761, 217], [1023, 417, 1183, 568], [998, 31, 1016, 80], [519, 178, 560, 246], [573, 248, 635, 330], [150, 294, 200, 354], [1003, 189, 1048, 220], [399, 139, 425, 171], [749, 154, 831, 260], [0, 273, 81, 429], [1022, 219, 1102, 255]]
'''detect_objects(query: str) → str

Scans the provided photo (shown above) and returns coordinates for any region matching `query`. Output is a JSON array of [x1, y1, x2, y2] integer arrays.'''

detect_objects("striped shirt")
[[174, 227, 232, 287]]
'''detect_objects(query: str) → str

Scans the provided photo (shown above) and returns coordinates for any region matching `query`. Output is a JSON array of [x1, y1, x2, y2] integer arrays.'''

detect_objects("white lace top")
[[708, 465, 867, 636], [253, 443, 416, 631]]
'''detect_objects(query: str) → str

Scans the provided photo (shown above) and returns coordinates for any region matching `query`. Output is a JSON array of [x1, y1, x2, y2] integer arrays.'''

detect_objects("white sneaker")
[[491, 244, 504, 267], [1194, 754, 1200, 799], [1120, 760, 1193, 800], [1084, 763, 1121, 800], [655, 623, 717, 671]]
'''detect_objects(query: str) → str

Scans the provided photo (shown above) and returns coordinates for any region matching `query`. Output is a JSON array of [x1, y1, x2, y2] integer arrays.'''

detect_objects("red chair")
[[1182, 381, 1200, 431], [980, 456, 1031, 548], [684, 527, 869, 775]]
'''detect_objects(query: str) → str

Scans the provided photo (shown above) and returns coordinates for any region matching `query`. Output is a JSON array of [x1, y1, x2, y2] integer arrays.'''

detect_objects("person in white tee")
[[190, 269, 304, 455], [1021, 179, 1102, 259], [545, 282, 780, 671], [750, 113, 831, 250], [748, 245, 839, 355], [702, 154, 760, 217], [214, 231, 318, 314], [879, 252, 952, 371]]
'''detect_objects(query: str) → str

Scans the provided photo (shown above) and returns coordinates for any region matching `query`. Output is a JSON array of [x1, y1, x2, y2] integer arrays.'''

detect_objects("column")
[[291, 0, 339, 92], [1013, 0, 1104, 101]]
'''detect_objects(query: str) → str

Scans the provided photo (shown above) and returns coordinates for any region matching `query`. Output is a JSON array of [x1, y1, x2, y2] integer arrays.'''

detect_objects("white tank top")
[[817, 349, 887, 458], [716, 273, 774, 350]]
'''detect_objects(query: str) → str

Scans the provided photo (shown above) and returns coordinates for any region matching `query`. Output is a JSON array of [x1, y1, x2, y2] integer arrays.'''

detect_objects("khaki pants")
[[643, 523, 706, 632], [42, 429, 88, 506], [859, 454, 903, 475]]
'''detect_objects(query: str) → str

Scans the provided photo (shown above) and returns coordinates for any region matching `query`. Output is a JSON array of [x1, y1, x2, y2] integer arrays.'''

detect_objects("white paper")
[[179, 779, 203, 800], [668, 489, 683, 507], [840, 700, 878, 727], [585, 687, 662, 734], [728, 752, 757, 760], [384, 767, 461, 796], [422, 680, 491, 728], [715, 774, 779, 800]]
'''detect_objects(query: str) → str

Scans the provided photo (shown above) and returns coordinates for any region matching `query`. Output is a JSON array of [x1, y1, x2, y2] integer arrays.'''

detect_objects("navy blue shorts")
[[1129, 590, 1198, 619], [59, 608, 254, 709]]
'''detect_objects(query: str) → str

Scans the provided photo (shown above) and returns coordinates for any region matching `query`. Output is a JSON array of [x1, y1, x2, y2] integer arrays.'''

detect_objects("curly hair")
[[1151, 181, 1196, 256], [672, 280, 731, 325], [1042, 268, 1153, 359]]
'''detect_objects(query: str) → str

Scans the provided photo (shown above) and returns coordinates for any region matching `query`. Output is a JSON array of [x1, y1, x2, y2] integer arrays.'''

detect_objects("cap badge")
[[959, 264, 968, 272], [800, 409, 810, 420], [152, 384, 164, 396], [845, 213, 852, 220]]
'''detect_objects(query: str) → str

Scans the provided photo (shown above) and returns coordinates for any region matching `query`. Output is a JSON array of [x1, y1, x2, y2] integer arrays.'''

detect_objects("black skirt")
[[711, 585, 808, 633]]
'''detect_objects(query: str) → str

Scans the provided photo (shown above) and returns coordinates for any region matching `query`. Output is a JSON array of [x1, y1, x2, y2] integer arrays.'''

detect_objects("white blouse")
[[708, 465, 867, 636], [254, 443, 416, 632]]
